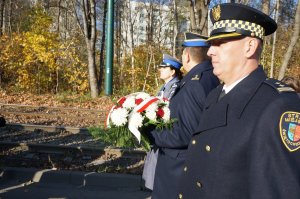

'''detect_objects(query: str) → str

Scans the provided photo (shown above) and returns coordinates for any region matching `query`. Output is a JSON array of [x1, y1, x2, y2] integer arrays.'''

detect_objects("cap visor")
[[158, 65, 169, 68], [207, 33, 243, 41]]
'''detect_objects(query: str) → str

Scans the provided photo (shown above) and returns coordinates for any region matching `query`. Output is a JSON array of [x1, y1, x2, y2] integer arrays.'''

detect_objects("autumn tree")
[[73, 0, 99, 98], [0, 6, 89, 94], [278, 0, 300, 80]]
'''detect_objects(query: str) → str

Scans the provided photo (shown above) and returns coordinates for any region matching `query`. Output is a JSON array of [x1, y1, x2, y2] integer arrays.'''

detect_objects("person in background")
[[156, 54, 183, 100], [281, 76, 300, 96], [178, 3, 300, 199], [142, 53, 183, 191], [147, 32, 219, 199]]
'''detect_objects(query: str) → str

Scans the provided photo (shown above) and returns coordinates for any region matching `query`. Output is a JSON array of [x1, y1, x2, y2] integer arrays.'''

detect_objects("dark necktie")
[[218, 89, 226, 101]]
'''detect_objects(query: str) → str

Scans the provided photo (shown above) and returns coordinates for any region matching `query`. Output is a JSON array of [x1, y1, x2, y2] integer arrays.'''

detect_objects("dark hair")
[[170, 66, 183, 80], [281, 76, 300, 93]]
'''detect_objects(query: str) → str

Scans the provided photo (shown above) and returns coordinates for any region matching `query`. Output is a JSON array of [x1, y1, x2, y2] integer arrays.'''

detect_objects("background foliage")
[[0, 6, 89, 94], [0, 0, 299, 97]]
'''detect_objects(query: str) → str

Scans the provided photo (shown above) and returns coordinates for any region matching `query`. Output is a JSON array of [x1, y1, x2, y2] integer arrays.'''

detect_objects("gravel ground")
[[0, 92, 146, 174], [0, 120, 147, 174], [0, 126, 145, 174], [0, 126, 102, 147]]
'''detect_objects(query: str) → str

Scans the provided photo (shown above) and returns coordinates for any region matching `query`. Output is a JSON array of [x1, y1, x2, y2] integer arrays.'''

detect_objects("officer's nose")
[[207, 45, 215, 57]]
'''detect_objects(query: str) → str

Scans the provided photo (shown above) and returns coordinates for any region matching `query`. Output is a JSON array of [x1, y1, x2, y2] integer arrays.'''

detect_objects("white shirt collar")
[[223, 75, 248, 94]]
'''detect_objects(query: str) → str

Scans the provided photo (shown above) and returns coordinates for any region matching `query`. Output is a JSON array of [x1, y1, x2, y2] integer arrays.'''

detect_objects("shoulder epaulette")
[[264, 78, 295, 93]]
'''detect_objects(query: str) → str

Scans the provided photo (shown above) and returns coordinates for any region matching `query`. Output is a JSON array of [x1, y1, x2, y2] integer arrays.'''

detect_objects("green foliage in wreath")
[[89, 126, 151, 151]]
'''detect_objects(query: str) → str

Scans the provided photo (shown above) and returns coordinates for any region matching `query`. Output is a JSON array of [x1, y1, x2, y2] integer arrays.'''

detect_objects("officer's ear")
[[170, 68, 176, 76], [245, 37, 259, 59], [185, 47, 191, 63]]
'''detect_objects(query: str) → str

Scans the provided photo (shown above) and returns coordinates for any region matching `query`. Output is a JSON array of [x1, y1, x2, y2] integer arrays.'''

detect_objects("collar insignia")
[[191, 75, 200, 80], [212, 5, 221, 21], [280, 111, 300, 152]]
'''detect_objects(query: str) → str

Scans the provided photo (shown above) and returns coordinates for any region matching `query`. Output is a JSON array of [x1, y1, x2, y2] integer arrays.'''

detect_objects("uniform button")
[[251, 32, 255, 37], [184, 166, 187, 172], [179, 193, 183, 198], [196, 181, 202, 188], [205, 145, 211, 152], [192, 140, 196, 145]]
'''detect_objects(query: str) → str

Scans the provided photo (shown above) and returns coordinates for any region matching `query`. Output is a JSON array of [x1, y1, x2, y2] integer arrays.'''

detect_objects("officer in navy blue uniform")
[[178, 3, 300, 199], [147, 33, 219, 199], [142, 54, 182, 191]]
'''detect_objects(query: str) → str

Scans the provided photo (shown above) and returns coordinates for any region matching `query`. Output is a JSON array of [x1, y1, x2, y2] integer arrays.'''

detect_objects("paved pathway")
[[0, 167, 151, 199]]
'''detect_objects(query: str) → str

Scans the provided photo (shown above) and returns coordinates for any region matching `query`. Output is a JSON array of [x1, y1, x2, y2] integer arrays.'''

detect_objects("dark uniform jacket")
[[178, 67, 300, 199], [149, 60, 219, 199], [143, 76, 180, 190]]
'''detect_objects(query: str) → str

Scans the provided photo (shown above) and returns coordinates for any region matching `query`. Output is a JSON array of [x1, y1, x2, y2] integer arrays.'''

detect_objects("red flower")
[[156, 108, 164, 118], [135, 98, 143, 105]]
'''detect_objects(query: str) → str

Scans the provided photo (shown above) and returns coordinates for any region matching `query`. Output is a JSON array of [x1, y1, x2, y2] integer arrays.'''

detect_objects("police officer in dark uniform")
[[156, 54, 183, 100], [147, 33, 219, 199], [178, 3, 300, 199], [143, 54, 182, 191]]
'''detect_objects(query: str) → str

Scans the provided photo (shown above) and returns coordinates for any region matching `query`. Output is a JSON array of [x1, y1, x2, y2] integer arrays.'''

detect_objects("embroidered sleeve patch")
[[280, 111, 300, 152], [191, 74, 200, 80]]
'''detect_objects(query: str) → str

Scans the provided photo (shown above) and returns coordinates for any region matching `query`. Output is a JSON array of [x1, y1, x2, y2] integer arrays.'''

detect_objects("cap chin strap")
[[207, 32, 243, 41]]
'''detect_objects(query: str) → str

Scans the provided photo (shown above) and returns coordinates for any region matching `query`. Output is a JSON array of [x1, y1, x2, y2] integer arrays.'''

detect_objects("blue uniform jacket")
[[149, 60, 219, 199], [178, 67, 300, 199], [157, 76, 181, 100]]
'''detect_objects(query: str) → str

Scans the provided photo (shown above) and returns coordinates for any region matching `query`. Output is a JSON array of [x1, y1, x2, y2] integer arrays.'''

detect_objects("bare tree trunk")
[[172, 0, 178, 57], [278, 0, 300, 80], [54, 0, 62, 94], [262, 0, 271, 44], [80, 0, 99, 98], [270, 0, 280, 78], [99, 0, 107, 93], [126, 0, 135, 91], [57, 0, 61, 32], [196, 0, 210, 35], [7, 0, 11, 35], [146, 2, 154, 43], [189, 0, 197, 32], [2, 0, 5, 34], [0, 0, 5, 35], [120, 1, 128, 89], [143, 46, 153, 91], [56, 63, 59, 94], [115, 0, 121, 68]]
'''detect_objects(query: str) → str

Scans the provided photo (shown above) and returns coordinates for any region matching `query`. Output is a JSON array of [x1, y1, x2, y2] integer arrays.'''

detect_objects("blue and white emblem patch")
[[280, 111, 300, 152]]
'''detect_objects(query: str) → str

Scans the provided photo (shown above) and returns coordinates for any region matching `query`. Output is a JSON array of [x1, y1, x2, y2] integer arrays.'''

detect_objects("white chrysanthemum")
[[122, 96, 136, 109], [162, 107, 170, 121], [146, 110, 157, 121], [135, 92, 150, 100], [110, 108, 128, 127], [147, 103, 158, 111], [130, 113, 144, 128]]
